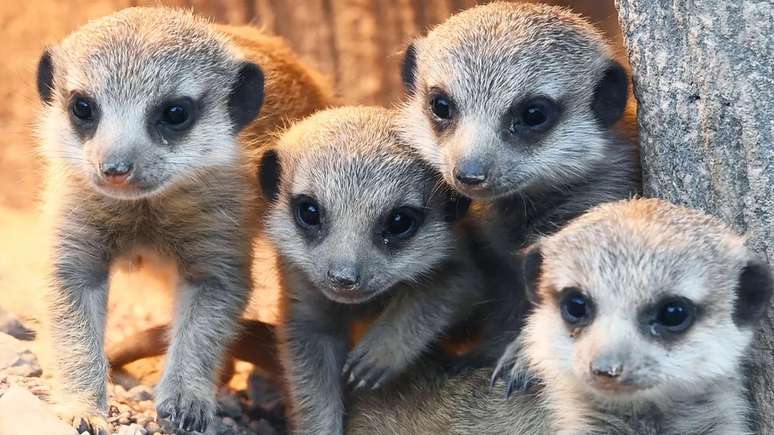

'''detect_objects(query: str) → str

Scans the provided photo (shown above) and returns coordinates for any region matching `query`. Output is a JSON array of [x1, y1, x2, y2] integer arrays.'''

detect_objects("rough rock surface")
[[0, 307, 35, 341], [0, 305, 286, 435], [0, 332, 42, 378], [0, 386, 78, 435], [616, 1, 773, 432]]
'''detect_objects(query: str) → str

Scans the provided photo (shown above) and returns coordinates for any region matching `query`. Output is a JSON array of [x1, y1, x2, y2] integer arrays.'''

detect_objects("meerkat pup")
[[37, 8, 264, 433], [398, 1, 641, 365], [258, 106, 479, 434], [106, 24, 335, 378], [494, 198, 772, 435], [349, 198, 773, 435]]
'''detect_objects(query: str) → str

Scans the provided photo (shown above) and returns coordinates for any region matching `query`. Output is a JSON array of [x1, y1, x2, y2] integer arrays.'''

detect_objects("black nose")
[[453, 160, 488, 186], [327, 266, 360, 289], [100, 161, 133, 180], [590, 359, 623, 378]]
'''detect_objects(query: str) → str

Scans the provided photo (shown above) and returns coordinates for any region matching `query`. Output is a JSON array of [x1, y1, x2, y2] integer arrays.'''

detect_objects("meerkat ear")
[[592, 60, 628, 128], [522, 243, 544, 305], [733, 259, 773, 327], [258, 149, 281, 203], [401, 41, 418, 95], [37, 49, 55, 103], [443, 190, 471, 223], [229, 62, 265, 132]]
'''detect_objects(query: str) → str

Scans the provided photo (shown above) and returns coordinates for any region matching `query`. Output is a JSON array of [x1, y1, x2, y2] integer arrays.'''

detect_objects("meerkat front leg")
[[343, 269, 479, 390], [281, 294, 348, 435], [47, 221, 111, 435], [154, 252, 251, 433]]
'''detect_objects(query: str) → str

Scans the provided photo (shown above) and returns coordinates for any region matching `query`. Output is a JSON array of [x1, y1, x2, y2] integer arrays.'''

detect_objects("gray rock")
[[217, 391, 243, 419], [616, 0, 773, 431], [0, 332, 42, 377], [143, 420, 161, 433], [117, 423, 147, 435], [0, 386, 77, 435], [0, 307, 35, 341], [249, 420, 278, 435], [127, 385, 154, 402]]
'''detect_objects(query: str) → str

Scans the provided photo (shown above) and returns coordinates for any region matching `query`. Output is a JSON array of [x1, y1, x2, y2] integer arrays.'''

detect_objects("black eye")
[[523, 105, 547, 126], [294, 196, 322, 229], [508, 97, 559, 135], [163, 104, 188, 125], [382, 207, 423, 243], [559, 288, 593, 326], [158, 98, 196, 130], [428, 90, 454, 121], [653, 297, 695, 333], [72, 97, 94, 121]]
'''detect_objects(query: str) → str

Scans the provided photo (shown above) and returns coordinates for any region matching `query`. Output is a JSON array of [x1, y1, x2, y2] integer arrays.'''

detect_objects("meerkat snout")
[[453, 159, 489, 186], [589, 355, 624, 379], [327, 263, 361, 289], [99, 160, 133, 184]]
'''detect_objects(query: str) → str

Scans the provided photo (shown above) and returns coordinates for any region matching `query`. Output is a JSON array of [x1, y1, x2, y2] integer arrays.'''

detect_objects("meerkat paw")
[[155, 387, 215, 433], [54, 405, 110, 435], [491, 340, 535, 397], [342, 345, 405, 391]]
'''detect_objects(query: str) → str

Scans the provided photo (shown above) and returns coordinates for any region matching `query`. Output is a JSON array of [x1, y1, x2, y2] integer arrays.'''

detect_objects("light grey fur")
[[263, 107, 482, 434], [349, 199, 770, 435], [398, 1, 641, 366], [38, 8, 261, 433]]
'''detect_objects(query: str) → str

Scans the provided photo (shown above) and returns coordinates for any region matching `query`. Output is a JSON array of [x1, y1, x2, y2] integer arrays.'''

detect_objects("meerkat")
[[258, 106, 479, 434], [37, 8, 265, 433], [348, 198, 773, 435], [106, 24, 335, 379], [398, 2, 642, 366]]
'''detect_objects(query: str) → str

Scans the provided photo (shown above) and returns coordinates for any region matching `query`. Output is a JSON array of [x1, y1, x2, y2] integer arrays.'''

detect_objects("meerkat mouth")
[[321, 287, 381, 305], [91, 177, 165, 200]]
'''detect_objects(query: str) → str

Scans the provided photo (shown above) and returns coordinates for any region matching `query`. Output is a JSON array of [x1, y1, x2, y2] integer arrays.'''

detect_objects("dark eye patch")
[[504, 96, 562, 142], [639, 295, 698, 340], [425, 87, 457, 134], [380, 206, 424, 246], [557, 287, 594, 328], [68, 92, 100, 139], [290, 194, 326, 242], [149, 96, 199, 144]]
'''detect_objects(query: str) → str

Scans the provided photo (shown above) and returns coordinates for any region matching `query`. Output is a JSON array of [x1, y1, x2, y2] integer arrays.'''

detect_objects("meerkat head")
[[521, 198, 772, 406], [399, 2, 628, 200], [259, 107, 469, 304], [36, 7, 264, 200]]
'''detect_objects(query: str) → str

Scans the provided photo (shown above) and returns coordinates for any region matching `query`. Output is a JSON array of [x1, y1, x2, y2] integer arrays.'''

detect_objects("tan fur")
[[215, 24, 335, 148]]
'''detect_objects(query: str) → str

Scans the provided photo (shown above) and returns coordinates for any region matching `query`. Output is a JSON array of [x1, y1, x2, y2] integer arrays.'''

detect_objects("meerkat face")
[[260, 107, 468, 304], [521, 199, 772, 406], [399, 3, 628, 200], [36, 8, 264, 200]]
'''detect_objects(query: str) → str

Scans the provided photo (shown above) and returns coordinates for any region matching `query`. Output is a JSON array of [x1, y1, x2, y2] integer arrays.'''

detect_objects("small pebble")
[[113, 384, 129, 400], [116, 411, 131, 425], [217, 391, 243, 418], [137, 400, 154, 411], [128, 385, 154, 402], [117, 423, 147, 435], [250, 420, 278, 435], [144, 421, 161, 433]]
